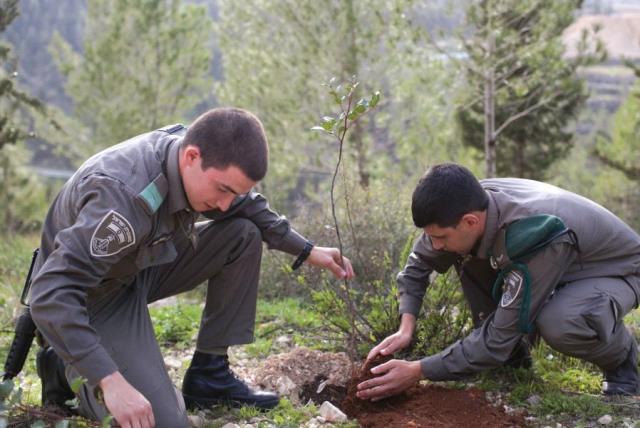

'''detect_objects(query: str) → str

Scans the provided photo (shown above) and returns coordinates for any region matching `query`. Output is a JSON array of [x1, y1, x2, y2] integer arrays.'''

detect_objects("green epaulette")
[[136, 174, 168, 215], [488, 214, 572, 333]]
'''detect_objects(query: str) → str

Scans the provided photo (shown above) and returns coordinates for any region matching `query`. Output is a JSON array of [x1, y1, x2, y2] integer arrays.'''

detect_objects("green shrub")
[[262, 175, 472, 358]]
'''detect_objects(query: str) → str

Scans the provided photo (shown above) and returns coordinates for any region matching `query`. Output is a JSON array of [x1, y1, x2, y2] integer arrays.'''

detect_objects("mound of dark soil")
[[341, 354, 526, 428]]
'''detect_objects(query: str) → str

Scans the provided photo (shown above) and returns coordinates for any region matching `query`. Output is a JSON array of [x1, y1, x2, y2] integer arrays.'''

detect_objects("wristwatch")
[[291, 240, 314, 271]]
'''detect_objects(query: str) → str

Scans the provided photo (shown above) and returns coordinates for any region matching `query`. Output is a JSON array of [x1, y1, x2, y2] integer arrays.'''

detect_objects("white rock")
[[221, 424, 240, 428], [275, 335, 291, 346], [598, 415, 613, 425], [526, 394, 541, 406], [319, 401, 347, 423], [276, 375, 297, 396], [187, 415, 204, 428], [164, 356, 183, 370]]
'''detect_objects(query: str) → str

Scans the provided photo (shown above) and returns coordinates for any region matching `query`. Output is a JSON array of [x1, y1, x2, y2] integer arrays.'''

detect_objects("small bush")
[[262, 174, 472, 358]]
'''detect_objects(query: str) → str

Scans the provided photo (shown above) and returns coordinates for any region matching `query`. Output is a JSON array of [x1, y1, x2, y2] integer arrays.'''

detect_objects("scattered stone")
[[221, 423, 240, 428], [598, 414, 613, 425], [276, 375, 297, 396], [319, 401, 347, 423], [164, 355, 183, 370], [275, 335, 292, 346], [526, 394, 541, 406], [187, 415, 205, 428]]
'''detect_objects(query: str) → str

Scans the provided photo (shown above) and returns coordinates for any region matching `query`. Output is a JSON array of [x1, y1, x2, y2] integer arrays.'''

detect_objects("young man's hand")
[[99, 371, 155, 428], [356, 359, 423, 401], [366, 313, 416, 361], [306, 246, 355, 279]]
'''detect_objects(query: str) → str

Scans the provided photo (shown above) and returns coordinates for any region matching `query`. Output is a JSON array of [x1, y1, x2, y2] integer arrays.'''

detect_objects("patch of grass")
[[0, 234, 40, 326], [477, 342, 616, 423], [535, 391, 612, 418], [243, 337, 274, 358], [533, 343, 602, 394], [149, 303, 201, 346], [244, 298, 328, 358]]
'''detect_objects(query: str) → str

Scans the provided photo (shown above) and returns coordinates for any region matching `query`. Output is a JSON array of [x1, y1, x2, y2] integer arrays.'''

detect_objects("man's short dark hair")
[[182, 108, 269, 181], [411, 163, 489, 228]]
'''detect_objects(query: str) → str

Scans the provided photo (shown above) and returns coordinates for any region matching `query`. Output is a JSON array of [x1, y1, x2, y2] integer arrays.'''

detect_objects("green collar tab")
[[137, 174, 168, 215]]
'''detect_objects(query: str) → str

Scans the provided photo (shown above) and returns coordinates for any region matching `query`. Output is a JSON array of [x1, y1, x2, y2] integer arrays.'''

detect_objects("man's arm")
[[29, 175, 153, 425], [420, 242, 576, 381], [366, 234, 456, 362], [203, 191, 354, 278], [202, 191, 307, 254]]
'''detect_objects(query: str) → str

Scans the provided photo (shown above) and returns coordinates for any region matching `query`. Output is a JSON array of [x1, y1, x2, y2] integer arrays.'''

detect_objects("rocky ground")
[[162, 339, 639, 428]]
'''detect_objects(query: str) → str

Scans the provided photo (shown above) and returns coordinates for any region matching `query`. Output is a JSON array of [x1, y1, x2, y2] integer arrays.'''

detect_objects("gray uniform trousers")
[[459, 245, 639, 371], [65, 218, 262, 427]]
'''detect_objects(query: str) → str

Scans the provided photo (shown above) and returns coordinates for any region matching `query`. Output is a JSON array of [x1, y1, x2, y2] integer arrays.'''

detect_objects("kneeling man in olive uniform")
[[29, 108, 354, 427], [358, 163, 639, 401]]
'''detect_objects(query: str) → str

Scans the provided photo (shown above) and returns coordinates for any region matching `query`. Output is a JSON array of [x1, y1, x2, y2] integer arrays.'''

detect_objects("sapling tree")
[[312, 76, 380, 356]]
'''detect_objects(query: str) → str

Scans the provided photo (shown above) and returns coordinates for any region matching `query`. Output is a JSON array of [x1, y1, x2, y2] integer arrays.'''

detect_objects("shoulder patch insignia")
[[500, 271, 523, 307], [90, 210, 136, 257]]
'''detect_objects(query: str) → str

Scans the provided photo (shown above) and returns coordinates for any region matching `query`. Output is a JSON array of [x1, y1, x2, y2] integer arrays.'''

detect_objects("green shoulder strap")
[[488, 214, 570, 333]]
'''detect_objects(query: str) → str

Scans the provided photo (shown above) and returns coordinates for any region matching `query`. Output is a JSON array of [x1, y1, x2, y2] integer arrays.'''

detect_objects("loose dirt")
[[339, 355, 525, 428]]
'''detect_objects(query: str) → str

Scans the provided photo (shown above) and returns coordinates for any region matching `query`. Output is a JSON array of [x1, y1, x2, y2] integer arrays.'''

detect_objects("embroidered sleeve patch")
[[500, 271, 523, 307], [90, 210, 136, 257]]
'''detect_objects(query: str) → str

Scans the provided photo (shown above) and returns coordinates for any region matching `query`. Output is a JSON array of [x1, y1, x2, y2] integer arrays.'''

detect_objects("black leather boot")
[[36, 347, 75, 410], [602, 342, 639, 396], [182, 351, 280, 410], [504, 340, 533, 369]]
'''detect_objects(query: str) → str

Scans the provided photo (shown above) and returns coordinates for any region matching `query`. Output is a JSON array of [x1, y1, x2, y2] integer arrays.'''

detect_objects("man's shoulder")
[[73, 129, 177, 215]]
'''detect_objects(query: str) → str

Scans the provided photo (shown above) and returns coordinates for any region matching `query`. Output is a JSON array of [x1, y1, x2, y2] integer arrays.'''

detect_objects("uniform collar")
[[166, 138, 192, 214], [474, 190, 500, 259]]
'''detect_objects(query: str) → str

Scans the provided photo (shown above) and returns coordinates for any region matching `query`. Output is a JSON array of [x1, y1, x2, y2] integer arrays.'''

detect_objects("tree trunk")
[[345, 0, 369, 189], [484, 32, 496, 178]]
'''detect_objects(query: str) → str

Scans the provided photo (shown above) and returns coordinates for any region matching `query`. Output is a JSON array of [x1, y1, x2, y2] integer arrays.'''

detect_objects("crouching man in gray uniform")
[[357, 163, 640, 401], [28, 108, 354, 427]]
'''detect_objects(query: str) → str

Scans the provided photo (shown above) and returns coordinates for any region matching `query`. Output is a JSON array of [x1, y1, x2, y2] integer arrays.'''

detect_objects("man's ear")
[[461, 213, 480, 228], [182, 145, 201, 166]]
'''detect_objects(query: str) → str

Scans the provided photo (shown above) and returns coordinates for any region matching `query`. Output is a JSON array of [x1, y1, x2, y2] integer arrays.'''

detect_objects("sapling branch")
[[312, 77, 380, 356]]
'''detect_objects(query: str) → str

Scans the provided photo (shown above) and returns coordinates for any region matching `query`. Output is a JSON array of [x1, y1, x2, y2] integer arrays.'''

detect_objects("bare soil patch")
[[341, 354, 526, 428]]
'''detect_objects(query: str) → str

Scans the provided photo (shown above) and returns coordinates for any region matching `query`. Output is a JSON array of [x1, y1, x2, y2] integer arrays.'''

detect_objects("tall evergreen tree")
[[454, 0, 603, 178], [0, 0, 43, 150], [0, 0, 51, 234], [51, 0, 214, 153]]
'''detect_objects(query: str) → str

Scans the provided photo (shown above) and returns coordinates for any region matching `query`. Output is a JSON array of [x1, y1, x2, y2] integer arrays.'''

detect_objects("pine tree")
[[453, 0, 604, 178], [0, 0, 43, 150]]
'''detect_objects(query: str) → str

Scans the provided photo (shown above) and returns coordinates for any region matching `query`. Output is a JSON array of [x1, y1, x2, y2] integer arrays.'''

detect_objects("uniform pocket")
[[135, 240, 177, 270], [582, 292, 619, 343]]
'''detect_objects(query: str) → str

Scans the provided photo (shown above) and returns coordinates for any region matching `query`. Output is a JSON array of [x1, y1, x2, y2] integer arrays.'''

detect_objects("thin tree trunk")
[[484, 32, 496, 178]]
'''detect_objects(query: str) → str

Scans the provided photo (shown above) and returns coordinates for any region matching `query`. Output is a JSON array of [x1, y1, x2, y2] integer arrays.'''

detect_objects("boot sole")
[[183, 393, 280, 411]]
